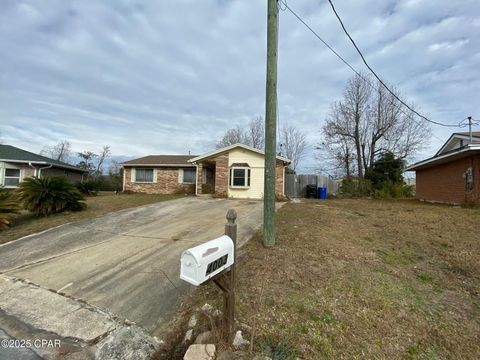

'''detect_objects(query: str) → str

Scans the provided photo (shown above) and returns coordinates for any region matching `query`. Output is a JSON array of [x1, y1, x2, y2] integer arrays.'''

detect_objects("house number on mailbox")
[[205, 254, 228, 276]]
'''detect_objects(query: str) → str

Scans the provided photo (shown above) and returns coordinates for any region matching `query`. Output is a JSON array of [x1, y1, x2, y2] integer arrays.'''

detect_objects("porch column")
[[196, 163, 203, 195]]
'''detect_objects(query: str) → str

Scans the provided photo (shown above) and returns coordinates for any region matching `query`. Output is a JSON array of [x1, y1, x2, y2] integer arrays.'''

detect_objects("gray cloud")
[[1, 0, 479, 171]]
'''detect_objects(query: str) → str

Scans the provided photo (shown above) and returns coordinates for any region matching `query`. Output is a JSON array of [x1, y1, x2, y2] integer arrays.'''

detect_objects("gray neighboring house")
[[0, 144, 87, 188]]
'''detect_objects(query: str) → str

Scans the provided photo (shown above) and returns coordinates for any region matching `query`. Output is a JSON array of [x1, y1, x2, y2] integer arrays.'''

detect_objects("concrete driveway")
[[0, 197, 263, 338]]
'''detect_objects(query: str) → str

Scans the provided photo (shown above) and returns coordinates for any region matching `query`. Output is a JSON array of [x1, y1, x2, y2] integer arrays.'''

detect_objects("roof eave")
[[0, 159, 87, 172], [188, 143, 291, 164], [406, 145, 480, 171], [121, 163, 195, 167], [435, 133, 480, 156]]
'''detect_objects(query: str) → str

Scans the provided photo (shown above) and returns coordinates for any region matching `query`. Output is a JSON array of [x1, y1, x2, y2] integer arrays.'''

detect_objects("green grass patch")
[[417, 272, 434, 282], [378, 248, 414, 266], [259, 337, 298, 360]]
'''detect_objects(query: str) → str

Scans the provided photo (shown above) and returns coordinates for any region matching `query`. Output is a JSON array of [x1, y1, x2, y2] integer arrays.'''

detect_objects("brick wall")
[[124, 167, 195, 194], [213, 154, 229, 196], [275, 163, 285, 196], [196, 163, 203, 195], [416, 155, 480, 204]]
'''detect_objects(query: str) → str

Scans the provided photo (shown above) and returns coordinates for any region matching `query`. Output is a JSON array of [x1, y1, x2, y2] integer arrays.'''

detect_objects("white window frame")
[[3, 168, 21, 188], [181, 168, 196, 184], [229, 167, 251, 188], [134, 168, 154, 183]]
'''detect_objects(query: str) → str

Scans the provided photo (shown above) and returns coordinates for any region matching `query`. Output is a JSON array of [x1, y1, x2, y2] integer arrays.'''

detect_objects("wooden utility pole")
[[264, 0, 279, 247], [468, 116, 473, 144]]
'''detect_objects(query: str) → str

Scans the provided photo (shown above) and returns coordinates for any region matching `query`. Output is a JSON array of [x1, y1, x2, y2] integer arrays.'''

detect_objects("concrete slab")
[[0, 276, 115, 342], [0, 197, 264, 337]]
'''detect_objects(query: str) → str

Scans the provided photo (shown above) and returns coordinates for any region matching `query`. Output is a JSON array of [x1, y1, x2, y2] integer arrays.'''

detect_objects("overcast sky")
[[1, 0, 479, 172]]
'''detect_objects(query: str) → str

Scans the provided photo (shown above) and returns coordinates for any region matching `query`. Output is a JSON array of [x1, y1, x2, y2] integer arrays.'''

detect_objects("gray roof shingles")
[[121, 155, 197, 166], [0, 144, 86, 172]]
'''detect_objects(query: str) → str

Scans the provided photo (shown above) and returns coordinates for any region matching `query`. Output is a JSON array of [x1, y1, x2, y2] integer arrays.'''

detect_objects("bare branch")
[[280, 125, 308, 172]]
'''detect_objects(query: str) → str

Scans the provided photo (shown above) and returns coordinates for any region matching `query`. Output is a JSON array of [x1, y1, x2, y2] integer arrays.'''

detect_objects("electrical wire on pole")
[[326, 0, 459, 128], [278, 0, 468, 147], [279, 0, 460, 130], [458, 116, 480, 143]]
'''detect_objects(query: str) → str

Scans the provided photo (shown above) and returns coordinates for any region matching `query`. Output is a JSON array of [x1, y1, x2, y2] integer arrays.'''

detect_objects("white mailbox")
[[180, 235, 234, 286]]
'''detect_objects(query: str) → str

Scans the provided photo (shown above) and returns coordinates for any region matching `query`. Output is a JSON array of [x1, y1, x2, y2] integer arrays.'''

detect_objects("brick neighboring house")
[[122, 155, 197, 194], [121, 143, 291, 199], [406, 132, 480, 204], [0, 144, 87, 188]]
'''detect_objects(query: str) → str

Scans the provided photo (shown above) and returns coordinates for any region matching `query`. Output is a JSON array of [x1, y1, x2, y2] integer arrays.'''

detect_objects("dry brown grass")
[[164, 198, 480, 359], [0, 193, 182, 244]]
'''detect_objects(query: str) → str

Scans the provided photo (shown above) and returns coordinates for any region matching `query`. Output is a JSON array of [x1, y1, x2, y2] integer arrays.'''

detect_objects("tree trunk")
[[354, 110, 364, 178], [345, 145, 351, 178]]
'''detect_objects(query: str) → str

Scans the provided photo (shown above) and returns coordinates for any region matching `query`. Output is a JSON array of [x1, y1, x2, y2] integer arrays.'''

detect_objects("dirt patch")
[[156, 199, 480, 359]]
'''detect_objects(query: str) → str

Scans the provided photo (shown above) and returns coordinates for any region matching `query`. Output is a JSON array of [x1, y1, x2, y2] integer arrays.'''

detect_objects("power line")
[[326, 0, 458, 128], [278, 0, 453, 143]]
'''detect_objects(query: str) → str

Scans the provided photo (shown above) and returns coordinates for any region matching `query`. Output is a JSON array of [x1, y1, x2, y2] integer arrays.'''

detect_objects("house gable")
[[436, 132, 480, 156], [188, 143, 290, 165]]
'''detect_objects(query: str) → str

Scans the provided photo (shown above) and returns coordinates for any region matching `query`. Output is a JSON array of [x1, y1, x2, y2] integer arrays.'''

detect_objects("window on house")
[[182, 168, 196, 183], [135, 168, 154, 182], [229, 167, 251, 187], [4, 168, 21, 187]]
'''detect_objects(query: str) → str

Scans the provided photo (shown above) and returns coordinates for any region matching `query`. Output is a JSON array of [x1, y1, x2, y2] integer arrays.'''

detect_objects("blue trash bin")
[[318, 187, 327, 200]]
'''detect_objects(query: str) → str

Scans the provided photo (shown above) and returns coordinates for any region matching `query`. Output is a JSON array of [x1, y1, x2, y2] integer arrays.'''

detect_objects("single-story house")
[[122, 143, 291, 199], [0, 144, 87, 188], [406, 132, 480, 204], [122, 154, 198, 194]]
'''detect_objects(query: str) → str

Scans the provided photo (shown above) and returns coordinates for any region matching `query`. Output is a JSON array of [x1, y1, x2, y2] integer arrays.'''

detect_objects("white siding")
[[228, 148, 265, 199], [0, 162, 25, 188]]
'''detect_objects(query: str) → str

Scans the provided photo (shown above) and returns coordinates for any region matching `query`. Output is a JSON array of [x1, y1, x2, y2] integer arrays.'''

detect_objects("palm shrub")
[[0, 187, 19, 228], [75, 179, 99, 196], [17, 177, 86, 216]]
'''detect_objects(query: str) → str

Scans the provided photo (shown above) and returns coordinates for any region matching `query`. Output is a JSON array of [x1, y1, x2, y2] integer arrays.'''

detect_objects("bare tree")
[[319, 74, 430, 178], [246, 117, 265, 150], [280, 125, 308, 172], [108, 159, 124, 191], [95, 145, 111, 176], [216, 117, 265, 150], [326, 74, 371, 178], [108, 159, 122, 176], [41, 140, 72, 163], [216, 126, 245, 149], [77, 145, 111, 177], [318, 126, 356, 178]]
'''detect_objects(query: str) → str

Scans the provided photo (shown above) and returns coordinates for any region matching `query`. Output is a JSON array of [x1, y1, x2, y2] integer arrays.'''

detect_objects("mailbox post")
[[180, 209, 237, 342], [220, 209, 236, 342]]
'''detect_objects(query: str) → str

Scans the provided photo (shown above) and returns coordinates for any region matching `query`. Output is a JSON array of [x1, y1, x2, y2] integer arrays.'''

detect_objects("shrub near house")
[[0, 187, 19, 228], [17, 177, 85, 216]]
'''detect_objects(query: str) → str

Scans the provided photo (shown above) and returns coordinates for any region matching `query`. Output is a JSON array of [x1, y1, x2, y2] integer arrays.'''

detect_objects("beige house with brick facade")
[[122, 144, 290, 199], [406, 132, 480, 204], [0, 144, 86, 188]]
